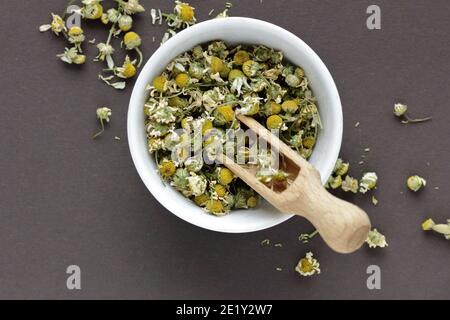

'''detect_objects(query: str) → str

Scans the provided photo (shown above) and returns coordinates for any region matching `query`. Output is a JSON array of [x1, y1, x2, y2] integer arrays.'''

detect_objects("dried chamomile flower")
[[393, 103, 432, 124], [327, 175, 343, 190], [82, 0, 104, 20], [394, 103, 408, 117], [334, 158, 349, 176], [407, 175, 426, 192], [366, 229, 388, 248], [295, 252, 321, 277], [106, 8, 121, 23], [67, 26, 85, 52], [93, 107, 112, 139], [422, 219, 450, 240], [115, 55, 137, 79], [359, 172, 378, 194], [118, 14, 133, 31], [187, 174, 208, 196], [40, 13, 66, 35], [242, 60, 260, 78], [57, 47, 86, 65], [123, 31, 143, 67], [116, 0, 146, 15], [95, 43, 115, 68], [281, 100, 298, 114], [159, 159, 177, 178], [175, 1, 196, 23], [218, 168, 234, 185], [341, 176, 359, 193]]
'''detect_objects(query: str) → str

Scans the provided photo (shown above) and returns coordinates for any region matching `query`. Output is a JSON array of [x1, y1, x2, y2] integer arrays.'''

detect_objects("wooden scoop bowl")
[[218, 114, 371, 254]]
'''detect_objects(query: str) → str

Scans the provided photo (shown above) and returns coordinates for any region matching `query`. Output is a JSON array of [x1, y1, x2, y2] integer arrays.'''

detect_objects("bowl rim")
[[128, 17, 343, 233]]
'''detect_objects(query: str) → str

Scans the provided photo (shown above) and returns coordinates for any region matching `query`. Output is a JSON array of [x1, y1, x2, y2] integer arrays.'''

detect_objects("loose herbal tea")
[[144, 41, 322, 216], [40, 0, 147, 90]]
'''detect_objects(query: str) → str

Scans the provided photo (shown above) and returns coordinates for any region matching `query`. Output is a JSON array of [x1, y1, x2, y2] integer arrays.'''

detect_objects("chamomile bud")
[[210, 56, 225, 74], [120, 0, 146, 15], [107, 8, 120, 23], [233, 50, 250, 66], [97, 107, 112, 123], [285, 74, 301, 88], [72, 54, 87, 65], [281, 100, 299, 113], [394, 103, 408, 117], [228, 69, 245, 82], [40, 13, 66, 35], [359, 172, 378, 194], [366, 229, 388, 248], [266, 115, 283, 130], [93, 107, 112, 139], [124, 31, 141, 50], [118, 15, 133, 32], [407, 175, 426, 192], [175, 73, 190, 88], [242, 60, 260, 78], [83, 3, 104, 20]]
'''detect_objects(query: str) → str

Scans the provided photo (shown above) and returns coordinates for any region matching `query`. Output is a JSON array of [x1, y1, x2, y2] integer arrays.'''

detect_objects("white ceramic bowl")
[[128, 17, 342, 233]]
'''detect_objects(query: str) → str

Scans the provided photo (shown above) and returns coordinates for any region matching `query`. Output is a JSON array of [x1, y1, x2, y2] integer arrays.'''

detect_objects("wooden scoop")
[[218, 114, 371, 254]]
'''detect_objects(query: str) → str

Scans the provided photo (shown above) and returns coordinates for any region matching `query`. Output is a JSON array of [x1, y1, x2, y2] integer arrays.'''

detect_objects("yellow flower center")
[[247, 196, 258, 208], [179, 4, 195, 22], [194, 194, 209, 206], [266, 115, 283, 130], [219, 168, 234, 185], [299, 259, 314, 273], [228, 69, 245, 82], [124, 31, 141, 49], [210, 56, 225, 74], [122, 62, 137, 78], [303, 137, 316, 149], [206, 200, 224, 214], [282, 100, 299, 113], [217, 105, 235, 123], [233, 50, 250, 66], [159, 160, 176, 178], [214, 185, 227, 198], [202, 120, 213, 135], [175, 73, 190, 88], [68, 26, 83, 37], [153, 75, 167, 92]]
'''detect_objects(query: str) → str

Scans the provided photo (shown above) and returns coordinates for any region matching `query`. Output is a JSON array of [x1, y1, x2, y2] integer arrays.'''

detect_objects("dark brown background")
[[0, 0, 449, 300]]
